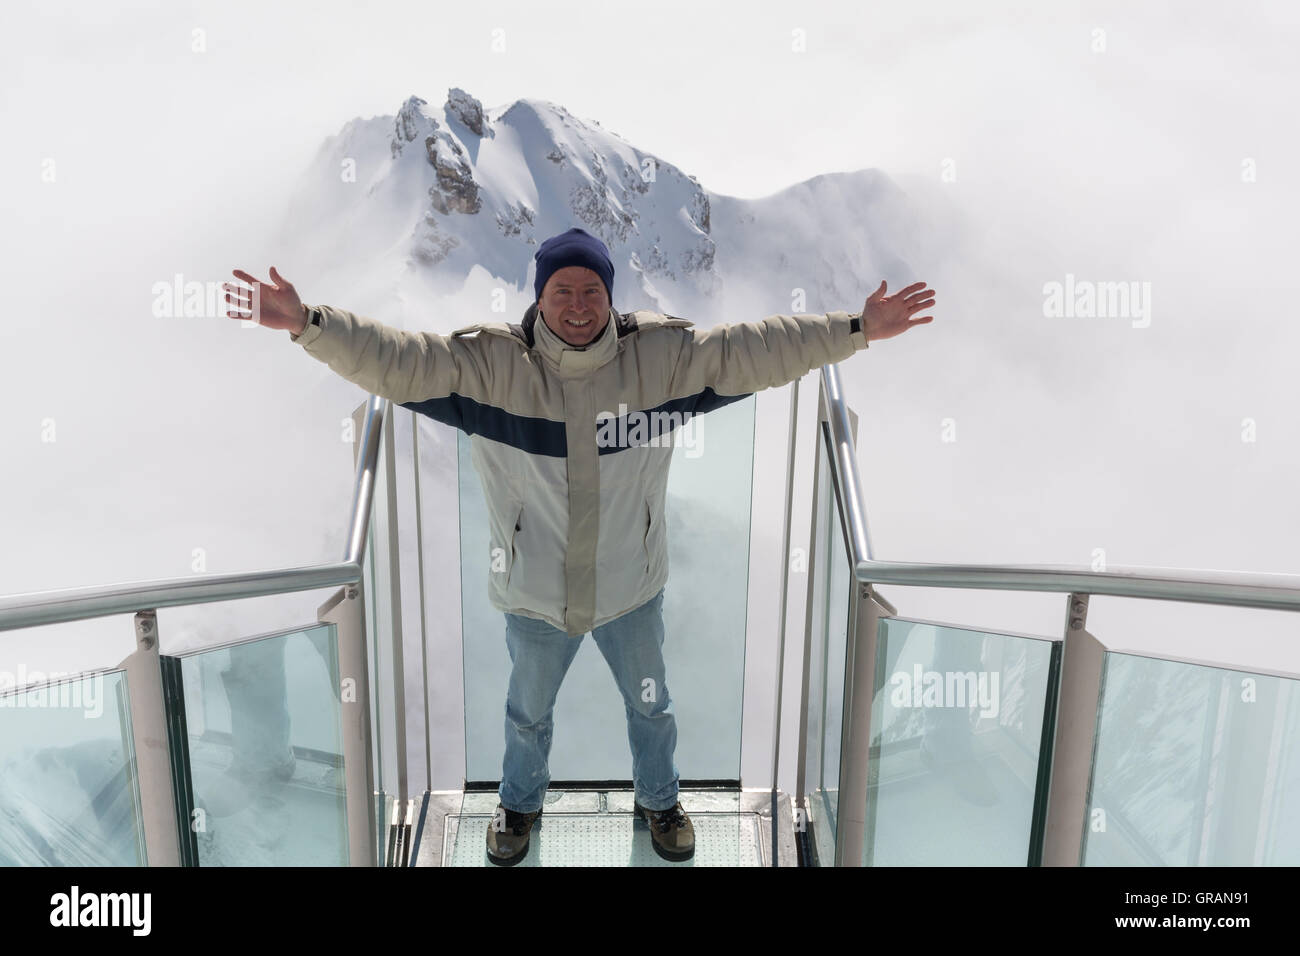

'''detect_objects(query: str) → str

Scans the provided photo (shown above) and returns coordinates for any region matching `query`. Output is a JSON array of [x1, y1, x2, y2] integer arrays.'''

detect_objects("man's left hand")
[[862, 280, 936, 342]]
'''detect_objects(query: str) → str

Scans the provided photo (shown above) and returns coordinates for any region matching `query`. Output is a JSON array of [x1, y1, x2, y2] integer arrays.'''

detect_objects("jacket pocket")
[[506, 502, 523, 588], [643, 495, 667, 580], [491, 500, 523, 595]]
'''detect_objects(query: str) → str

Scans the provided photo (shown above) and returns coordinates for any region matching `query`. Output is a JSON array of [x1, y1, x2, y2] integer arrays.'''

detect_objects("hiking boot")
[[485, 803, 542, 866], [634, 800, 694, 862]]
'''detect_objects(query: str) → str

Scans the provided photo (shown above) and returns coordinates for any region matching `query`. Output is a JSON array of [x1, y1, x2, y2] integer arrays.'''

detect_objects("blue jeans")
[[499, 587, 680, 813]]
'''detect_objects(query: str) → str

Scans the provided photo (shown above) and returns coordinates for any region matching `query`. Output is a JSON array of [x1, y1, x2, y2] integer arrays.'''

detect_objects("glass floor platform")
[[412, 787, 797, 867]]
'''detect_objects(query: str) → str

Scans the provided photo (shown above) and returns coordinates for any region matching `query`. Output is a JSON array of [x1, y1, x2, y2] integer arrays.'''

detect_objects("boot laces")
[[650, 803, 687, 833], [503, 808, 536, 835]]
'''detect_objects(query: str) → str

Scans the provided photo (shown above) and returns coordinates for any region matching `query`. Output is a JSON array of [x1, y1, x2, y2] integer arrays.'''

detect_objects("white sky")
[[2, 0, 1299, 794]]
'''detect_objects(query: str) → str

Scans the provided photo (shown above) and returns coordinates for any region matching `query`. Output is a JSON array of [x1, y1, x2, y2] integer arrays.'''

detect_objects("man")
[[225, 227, 936, 866]]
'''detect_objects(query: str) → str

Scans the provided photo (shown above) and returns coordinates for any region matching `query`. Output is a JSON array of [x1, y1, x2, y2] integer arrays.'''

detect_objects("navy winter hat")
[[533, 227, 615, 304]]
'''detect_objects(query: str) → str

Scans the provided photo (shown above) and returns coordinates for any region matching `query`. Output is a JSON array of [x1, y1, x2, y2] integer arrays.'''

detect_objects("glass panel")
[[802, 423, 851, 866], [174, 623, 348, 865], [0, 669, 145, 865], [865, 617, 1060, 866], [452, 394, 756, 865], [1084, 652, 1300, 865]]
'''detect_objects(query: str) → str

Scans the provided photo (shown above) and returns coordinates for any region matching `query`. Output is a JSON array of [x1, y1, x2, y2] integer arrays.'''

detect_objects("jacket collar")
[[526, 301, 620, 375]]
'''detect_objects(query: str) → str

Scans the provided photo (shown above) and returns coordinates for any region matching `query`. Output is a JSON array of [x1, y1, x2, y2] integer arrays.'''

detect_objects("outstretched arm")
[[661, 280, 937, 399], [224, 266, 494, 405]]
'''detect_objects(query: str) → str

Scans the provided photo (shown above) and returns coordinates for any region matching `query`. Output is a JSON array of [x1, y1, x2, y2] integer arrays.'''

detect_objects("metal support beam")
[[378, 398, 408, 805], [1042, 592, 1105, 865], [770, 378, 801, 867], [833, 584, 888, 866], [120, 610, 181, 866], [320, 584, 378, 867]]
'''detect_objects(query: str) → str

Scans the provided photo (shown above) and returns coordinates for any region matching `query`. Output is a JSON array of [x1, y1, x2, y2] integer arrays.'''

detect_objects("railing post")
[[794, 387, 824, 819], [770, 378, 801, 866], [378, 398, 408, 806], [321, 584, 378, 867], [834, 583, 887, 866], [1042, 592, 1105, 865], [120, 610, 182, 866]]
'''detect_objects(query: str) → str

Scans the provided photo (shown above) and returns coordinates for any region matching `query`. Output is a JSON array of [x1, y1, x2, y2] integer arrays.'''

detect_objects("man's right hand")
[[224, 267, 308, 334]]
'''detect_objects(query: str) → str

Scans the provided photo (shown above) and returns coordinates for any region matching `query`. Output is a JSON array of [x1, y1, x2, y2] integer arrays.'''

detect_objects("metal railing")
[[0, 397, 386, 633], [810, 360, 1300, 865], [0, 395, 391, 866], [820, 362, 1300, 613]]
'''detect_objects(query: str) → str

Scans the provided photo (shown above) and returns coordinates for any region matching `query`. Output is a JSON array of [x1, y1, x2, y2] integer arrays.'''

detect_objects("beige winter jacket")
[[291, 300, 868, 634]]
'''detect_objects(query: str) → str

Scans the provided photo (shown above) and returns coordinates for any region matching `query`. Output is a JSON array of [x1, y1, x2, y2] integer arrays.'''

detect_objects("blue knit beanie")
[[533, 227, 615, 304]]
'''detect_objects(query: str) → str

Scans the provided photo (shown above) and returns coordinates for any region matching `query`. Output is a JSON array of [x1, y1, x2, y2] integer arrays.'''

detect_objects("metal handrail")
[[821, 358, 874, 563], [345, 396, 386, 566], [818, 363, 1300, 612], [0, 395, 389, 633]]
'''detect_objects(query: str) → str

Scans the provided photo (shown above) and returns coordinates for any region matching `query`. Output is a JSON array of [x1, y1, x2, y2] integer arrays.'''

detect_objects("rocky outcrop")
[[391, 94, 482, 215], [496, 201, 535, 238], [427, 130, 482, 215], [413, 213, 460, 266], [446, 87, 485, 136], [391, 94, 433, 159], [688, 184, 711, 234]]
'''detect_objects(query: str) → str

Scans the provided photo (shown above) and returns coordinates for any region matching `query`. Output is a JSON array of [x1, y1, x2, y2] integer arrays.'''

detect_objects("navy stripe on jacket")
[[400, 387, 750, 457]]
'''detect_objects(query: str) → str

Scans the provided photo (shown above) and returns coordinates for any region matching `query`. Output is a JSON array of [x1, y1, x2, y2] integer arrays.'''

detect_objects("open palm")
[[224, 267, 305, 332], [862, 280, 936, 342]]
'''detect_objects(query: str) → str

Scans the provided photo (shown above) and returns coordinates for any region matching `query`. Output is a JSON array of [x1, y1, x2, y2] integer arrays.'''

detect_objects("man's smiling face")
[[538, 265, 610, 347]]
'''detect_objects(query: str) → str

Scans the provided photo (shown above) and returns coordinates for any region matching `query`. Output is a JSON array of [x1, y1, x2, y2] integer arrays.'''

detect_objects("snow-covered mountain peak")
[[280, 87, 918, 321]]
